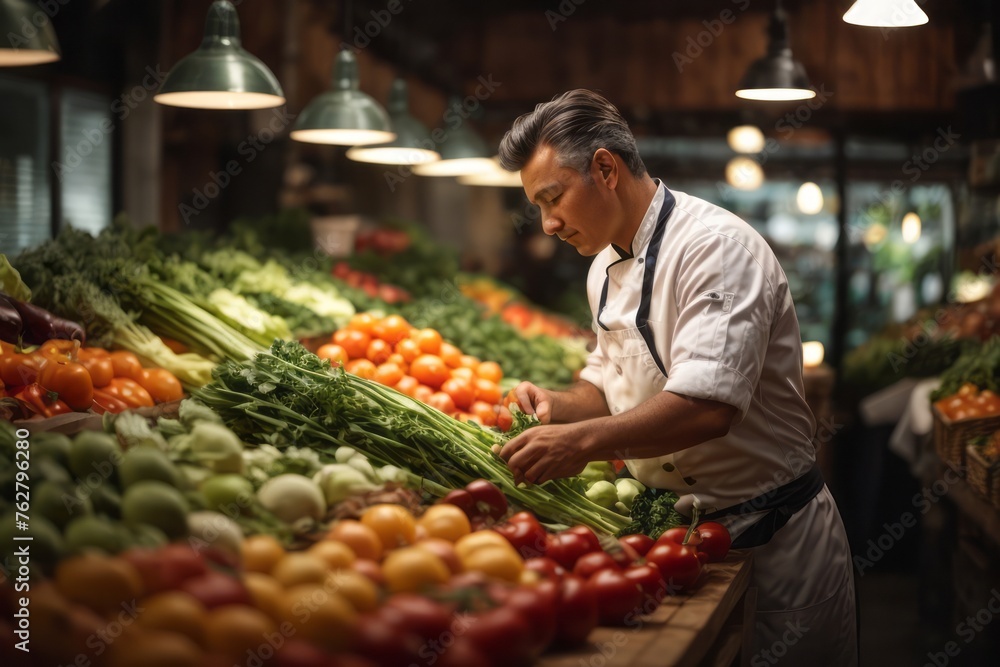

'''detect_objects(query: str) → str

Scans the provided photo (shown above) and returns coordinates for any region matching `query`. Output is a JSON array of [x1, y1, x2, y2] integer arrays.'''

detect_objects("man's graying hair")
[[498, 89, 646, 178]]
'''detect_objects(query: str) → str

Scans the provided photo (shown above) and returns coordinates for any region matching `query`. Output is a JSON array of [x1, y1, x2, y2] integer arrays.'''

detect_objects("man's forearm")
[[582, 391, 737, 461], [550, 381, 611, 423]]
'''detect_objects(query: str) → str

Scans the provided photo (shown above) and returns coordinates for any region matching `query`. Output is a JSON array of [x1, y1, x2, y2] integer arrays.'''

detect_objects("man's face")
[[520, 144, 616, 256]]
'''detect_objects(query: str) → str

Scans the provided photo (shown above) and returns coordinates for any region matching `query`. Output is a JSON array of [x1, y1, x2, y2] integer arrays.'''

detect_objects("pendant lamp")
[[155, 0, 285, 109], [346, 79, 439, 164], [735, 1, 815, 101], [843, 0, 928, 28], [412, 97, 493, 177], [0, 0, 60, 66]]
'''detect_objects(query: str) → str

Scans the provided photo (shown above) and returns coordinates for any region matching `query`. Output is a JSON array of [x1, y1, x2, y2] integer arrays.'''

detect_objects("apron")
[[597, 191, 859, 665]]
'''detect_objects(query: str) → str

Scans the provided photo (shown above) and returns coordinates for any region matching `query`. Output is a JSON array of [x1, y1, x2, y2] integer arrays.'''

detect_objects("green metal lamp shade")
[[412, 96, 492, 177], [735, 6, 815, 101], [291, 50, 395, 146], [0, 0, 60, 66], [346, 79, 439, 165], [155, 0, 285, 110]]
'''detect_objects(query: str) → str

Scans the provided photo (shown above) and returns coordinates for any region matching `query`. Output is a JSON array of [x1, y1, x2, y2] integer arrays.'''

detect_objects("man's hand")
[[510, 381, 558, 423], [497, 422, 595, 485]]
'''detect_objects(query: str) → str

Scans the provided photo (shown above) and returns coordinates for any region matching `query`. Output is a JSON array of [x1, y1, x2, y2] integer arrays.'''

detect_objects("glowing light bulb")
[[796, 182, 824, 215]]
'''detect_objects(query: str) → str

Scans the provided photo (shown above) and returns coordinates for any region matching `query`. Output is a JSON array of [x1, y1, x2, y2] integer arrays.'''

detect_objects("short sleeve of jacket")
[[663, 232, 775, 419]]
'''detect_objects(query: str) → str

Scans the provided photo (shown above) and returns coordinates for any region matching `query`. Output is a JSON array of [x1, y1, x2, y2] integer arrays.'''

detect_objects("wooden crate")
[[966, 444, 1000, 509], [932, 405, 1000, 473]]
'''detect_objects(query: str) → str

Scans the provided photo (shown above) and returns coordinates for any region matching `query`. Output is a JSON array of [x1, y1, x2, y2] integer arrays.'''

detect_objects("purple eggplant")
[[0, 294, 23, 343], [0, 294, 85, 345]]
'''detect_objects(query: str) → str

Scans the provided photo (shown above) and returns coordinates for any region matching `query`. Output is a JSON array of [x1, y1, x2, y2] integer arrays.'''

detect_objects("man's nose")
[[541, 215, 563, 236]]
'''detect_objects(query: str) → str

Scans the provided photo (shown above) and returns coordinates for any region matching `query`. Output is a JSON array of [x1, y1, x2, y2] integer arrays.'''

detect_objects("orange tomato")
[[381, 547, 450, 593], [366, 339, 392, 365], [103, 377, 155, 408], [474, 378, 502, 405], [450, 367, 475, 382], [395, 375, 419, 397], [0, 351, 40, 386], [427, 391, 456, 414], [387, 353, 407, 371], [360, 504, 417, 550], [242, 535, 286, 573], [374, 362, 404, 387], [317, 343, 348, 367], [439, 343, 462, 368], [497, 405, 513, 432], [458, 355, 480, 371], [348, 313, 378, 335], [327, 520, 383, 561], [441, 377, 475, 411], [79, 354, 113, 388], [109, 350, 144, 380], [374, 315, 411, 345], [38, 358, 94, 410], [470, 400, 498, 426], [412, 328, 443, 355], [345, 359, 377, 380], [413, 385, 434, 403], [476, 361, 503, 383], [417, 505, 471, 542], [395, 338, 422, 363], [136, 368, 184, 403], [333, 330, 371, 360], [410, 355, 450, 389]]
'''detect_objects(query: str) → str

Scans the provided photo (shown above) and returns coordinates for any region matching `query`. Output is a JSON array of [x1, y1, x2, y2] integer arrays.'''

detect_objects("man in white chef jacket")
[[497, 90, 858, 665]]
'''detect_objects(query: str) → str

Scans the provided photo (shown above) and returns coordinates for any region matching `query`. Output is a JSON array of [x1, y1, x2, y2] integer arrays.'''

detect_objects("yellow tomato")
[[242, 534, 286, 574], [54, 554, 144, 617], [325, 569, 379, 613], [327, 520, 383, 561], [136, 591, 207, 646], [243, 572, 286, 623], [460, 544, 524, 583], [308, 540, 356, 570], [107, 629, 203, 667], [281, 584, 358, 652], [454, 530, 514, 561], [204, 605, 276, 660], [361, 503, 417, 550], [271, 553, 330, 587], [381, 546, 451, 593], [417, 504, 472, 542]]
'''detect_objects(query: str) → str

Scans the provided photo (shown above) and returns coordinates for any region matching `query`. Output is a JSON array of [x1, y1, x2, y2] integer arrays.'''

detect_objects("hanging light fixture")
[[843, 0, 928, 28], [727, 125, 765, 153], [154, 0, 285, 109], [735, 1, 815, 101], [346, 79, 439, 165], [412, 96, 493, 177], [901, 212, 921, 244], [796, 182, 824, 214], [725, 157, 764, 190], [0, 0, 60, 66], [291, 0, 394, 145], [458, 158, 523, 187]]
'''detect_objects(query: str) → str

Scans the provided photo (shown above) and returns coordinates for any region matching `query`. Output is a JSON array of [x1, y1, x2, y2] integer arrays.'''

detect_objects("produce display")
[[932, 383, 1000, 421], [459, 276, 590, 340], [318, 314, 509, 427]]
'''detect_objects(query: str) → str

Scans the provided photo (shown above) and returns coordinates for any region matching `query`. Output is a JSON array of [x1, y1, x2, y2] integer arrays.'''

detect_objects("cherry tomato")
[[695, 522, 732, 562], [566, 525, 602, 553], [553, 574, 599, 647], [573, 551, 620, 579], [645, 541, 702, 593], [619, 533, 655, 557]]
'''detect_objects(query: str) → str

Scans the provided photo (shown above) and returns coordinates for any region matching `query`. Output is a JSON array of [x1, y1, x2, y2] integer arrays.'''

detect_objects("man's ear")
[[592, 148, 618, 190]]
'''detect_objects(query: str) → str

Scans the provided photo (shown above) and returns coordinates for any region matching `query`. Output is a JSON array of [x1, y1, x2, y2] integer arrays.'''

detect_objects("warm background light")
[[802, 341, 825, 368], [726, 157, 764, 190], [727, 125, 765, 154], [901, 212, 921, 244], [796, 182, 824, 214]]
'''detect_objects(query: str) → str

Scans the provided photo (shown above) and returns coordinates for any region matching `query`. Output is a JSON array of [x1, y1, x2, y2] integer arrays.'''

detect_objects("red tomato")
[[463, 604, 533, 667], [439, 489, 477, 519], [624, 563, 667, 611], [465, 479, 508, 520], [121, 545, 207, 593], [501, 581, 559, 658], [546, 532, 593, 571], [349, 613, 422, 666], [619, 534, 655, 557], [435, 638, 490, 667], [379, 594, 454, 643], [609, 541, 641, 568], [553, 574, 599, 647], [658, 526, 703, 548], [275, 640, 341, 667], [524, 557, 566, 581], [179, 570, 251, 609], [585, 568, 644, 626], [572, 551, 620, 579], [695, 522, 732, 562], [645, 541, 702, 593], [566, 525, 602, 553], [493, 511, 547, 559]]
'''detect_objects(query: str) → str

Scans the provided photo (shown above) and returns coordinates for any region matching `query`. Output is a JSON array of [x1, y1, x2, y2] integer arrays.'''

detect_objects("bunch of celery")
[[196, 340, 630, 534]]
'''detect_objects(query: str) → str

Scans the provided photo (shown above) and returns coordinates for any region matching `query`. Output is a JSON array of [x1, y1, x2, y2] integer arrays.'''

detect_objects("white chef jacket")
[[579, 183, 858, 664]]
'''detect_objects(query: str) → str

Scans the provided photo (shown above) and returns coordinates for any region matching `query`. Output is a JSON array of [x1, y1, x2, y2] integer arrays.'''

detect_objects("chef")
[[496, 89, 858, 665]]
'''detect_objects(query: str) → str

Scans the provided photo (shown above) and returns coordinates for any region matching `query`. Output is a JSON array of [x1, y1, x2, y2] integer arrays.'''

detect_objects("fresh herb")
[[195, 340, 630, 534], [616, 487, 682, 540]]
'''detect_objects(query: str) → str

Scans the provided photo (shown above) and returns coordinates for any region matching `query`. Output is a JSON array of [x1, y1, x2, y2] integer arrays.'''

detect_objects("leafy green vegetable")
[[617, 487, 682, 540], [931, 336, 1000, 401], [0, 255, 31, 301], [195, 340, 629, 534]]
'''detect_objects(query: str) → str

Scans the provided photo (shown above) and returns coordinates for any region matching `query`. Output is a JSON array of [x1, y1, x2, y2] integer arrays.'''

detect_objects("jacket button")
[[614, 406, 621, 413]]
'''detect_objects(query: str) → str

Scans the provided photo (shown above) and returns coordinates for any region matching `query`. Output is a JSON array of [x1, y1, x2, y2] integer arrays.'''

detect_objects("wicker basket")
[[931, 405, 1000, 472], [965, 444, 1000, 509]]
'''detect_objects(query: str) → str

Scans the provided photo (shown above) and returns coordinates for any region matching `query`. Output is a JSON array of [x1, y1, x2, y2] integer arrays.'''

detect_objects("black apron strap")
[[700, 464, 825, 548]]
